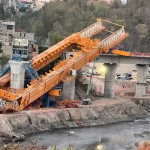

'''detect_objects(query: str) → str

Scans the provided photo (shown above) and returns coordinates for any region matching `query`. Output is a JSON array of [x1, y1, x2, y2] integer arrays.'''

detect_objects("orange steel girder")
[[2, 29, 128, 111], [0, 20, 105, 87], [0, 19, 130, 111]]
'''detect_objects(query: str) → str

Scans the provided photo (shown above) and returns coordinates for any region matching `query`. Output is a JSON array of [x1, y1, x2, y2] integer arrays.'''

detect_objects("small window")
[[0, 50, 3, 53], [24, 33, 25, 37], [7, 25, 13, 30], [23, 50, 27, 55], [9, 43, 12, 46], [13, 49, 15, 54]]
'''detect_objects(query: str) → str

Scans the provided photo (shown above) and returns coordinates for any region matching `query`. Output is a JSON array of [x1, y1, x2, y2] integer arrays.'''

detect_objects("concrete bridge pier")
[[9, 60, 29, 89], [135, 64, 148, 97], [62, 52, 76, 100], [63, 79, 75, 100], [104, 63, 118, 98]]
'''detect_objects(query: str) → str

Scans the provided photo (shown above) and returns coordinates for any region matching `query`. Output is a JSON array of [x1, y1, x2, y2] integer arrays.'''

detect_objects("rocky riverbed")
[[20, 117, 150, 150], [0, 98, 149, 145]]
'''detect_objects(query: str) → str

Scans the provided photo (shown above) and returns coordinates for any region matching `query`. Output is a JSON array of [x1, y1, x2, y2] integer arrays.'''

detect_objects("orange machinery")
[[0, 19, 105, 87], [0, 19, 129, 111]]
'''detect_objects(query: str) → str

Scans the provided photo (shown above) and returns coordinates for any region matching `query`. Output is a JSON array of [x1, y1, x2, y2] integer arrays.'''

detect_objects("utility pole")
[[86, 60, 95, 99], [83, 59, 96, 105]]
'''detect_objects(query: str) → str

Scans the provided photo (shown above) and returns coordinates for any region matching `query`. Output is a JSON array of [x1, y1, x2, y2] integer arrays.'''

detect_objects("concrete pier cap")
[[135, 64, 149, 97], [103, 63, 118, 98], [9, 60, 29, 89]]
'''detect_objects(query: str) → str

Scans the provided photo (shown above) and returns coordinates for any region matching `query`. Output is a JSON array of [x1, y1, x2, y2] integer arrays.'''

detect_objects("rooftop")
[[0, 20, 15, 26]]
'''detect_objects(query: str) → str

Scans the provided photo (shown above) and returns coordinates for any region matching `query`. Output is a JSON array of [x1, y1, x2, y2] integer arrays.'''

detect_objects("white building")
[[0, 20, 38, 59], [0, 21, 15, 57], [33, 0, 55, 10], [14, 31, 38, 58], [13, 38, 28, 58], [0, 21, 15, 36], [15, 31, 35, 41], [7, 0, 17, 9]]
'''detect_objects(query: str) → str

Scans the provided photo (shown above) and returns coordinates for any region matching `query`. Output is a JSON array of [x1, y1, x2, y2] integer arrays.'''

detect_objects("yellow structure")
[[0, 19, 130, 111]]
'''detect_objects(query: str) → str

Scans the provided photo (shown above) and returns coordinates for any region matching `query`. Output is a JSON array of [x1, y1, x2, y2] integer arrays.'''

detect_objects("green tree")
[[51, 32, 63, 45], [10, 6, 16, 15], [0, 42, 2, 51], [115, 19, 126, 26], [11, 0, 150, 53], [94, 2, 109, 18], [0, 54, 10, 68], [0, 2, 6, 19], [38, 46, 48, 54]]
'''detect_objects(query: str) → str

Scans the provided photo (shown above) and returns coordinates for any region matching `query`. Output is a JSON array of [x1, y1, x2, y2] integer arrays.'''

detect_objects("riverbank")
[[0, 98, 149, 143]]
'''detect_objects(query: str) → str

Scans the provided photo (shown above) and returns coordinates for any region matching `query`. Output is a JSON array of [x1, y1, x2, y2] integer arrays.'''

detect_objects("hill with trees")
[[1, 0, 150, 52]]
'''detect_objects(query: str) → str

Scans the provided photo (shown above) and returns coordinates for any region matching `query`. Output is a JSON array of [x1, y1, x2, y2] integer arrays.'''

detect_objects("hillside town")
[[0, 0, 127, 60], [0, 0, 127, 12], [0, 0, 56, 11]]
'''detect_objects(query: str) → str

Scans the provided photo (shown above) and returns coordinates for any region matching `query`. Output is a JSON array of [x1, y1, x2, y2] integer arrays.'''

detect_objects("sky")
[[121, 0, 127, 5]]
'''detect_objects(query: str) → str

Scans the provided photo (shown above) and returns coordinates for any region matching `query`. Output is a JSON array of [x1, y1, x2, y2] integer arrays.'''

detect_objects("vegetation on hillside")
[[0, 2, 16, 19], [1, 0, 150, 52], [0, 54, 10, 68]]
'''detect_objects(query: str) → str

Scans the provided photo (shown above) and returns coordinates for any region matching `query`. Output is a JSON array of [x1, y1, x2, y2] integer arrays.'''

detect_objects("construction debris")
[[56, 100, 80, 108]]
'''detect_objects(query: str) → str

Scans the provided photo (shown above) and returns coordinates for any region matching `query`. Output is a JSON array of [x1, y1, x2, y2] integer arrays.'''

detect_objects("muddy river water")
[[21, 118, 150, 150]]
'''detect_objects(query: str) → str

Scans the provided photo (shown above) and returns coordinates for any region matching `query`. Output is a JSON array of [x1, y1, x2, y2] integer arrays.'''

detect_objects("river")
[[19, 118, 150, 150]]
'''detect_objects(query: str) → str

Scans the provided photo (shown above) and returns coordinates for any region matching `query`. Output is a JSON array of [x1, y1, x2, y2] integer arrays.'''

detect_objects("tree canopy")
[[3, 0, 150, 52]]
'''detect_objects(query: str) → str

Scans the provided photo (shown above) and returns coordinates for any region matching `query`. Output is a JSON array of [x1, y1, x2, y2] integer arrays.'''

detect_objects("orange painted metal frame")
[[0, 20, 105, 87], [8, 32, 128, 111], [0, 19, 129, 111]]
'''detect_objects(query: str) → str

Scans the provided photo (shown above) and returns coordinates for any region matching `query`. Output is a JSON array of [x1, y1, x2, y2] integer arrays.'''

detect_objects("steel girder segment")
[[0, 20, 105, 87]]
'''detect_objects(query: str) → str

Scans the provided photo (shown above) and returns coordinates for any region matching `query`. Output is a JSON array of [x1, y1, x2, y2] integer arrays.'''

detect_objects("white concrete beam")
[[96, 54, 150, 65]]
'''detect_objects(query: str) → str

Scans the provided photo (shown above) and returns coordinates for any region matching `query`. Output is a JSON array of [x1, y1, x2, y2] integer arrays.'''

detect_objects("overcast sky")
[[121, 0, 127, 5]]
